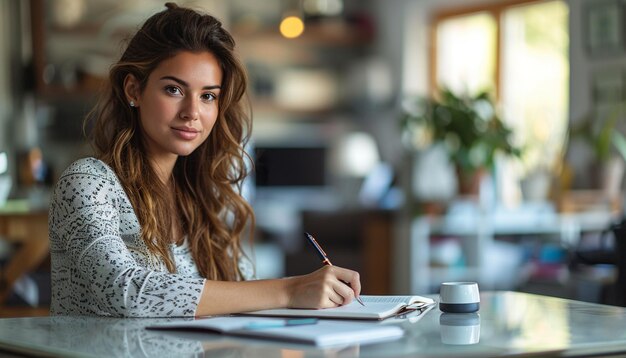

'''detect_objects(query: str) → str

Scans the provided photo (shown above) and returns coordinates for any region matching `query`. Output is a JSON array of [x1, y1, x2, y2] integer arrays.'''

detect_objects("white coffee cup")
[[439, 282, 480, 313], [440, 312, 480, 345]]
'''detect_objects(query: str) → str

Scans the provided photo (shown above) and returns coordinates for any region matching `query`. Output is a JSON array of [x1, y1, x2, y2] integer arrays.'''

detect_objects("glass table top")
[[0, 291, 625, 357]]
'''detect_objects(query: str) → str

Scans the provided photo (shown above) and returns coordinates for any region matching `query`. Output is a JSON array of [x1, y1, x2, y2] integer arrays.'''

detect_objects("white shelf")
[[408, 205, 618, 294]]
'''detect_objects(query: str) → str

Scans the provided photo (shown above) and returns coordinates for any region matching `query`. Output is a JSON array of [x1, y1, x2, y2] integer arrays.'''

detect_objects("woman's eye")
[[165, 86, 182, 95], [201, 93, 217, 102]]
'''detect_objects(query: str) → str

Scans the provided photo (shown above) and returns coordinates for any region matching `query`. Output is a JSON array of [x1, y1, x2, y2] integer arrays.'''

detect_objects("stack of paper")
[[148, 316, 404, 347]]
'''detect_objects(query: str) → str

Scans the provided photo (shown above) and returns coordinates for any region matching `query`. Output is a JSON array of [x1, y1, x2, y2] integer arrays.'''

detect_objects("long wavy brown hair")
[[87, 3, 254, 281]]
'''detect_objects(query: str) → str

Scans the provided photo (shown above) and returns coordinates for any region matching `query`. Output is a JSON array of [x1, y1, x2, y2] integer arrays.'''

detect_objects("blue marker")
[[243, 318, 318, 330]]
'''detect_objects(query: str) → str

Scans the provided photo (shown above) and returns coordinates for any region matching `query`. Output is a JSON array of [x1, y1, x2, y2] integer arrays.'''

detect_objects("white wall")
[[567, 0, 626, 124], [566, 0, 626, 187], [567, 0, 591, 124]]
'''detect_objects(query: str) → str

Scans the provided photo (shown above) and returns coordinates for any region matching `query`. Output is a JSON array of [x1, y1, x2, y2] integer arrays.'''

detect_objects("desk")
[[0, 202, 49, 305], [0, 291, 625, 357]]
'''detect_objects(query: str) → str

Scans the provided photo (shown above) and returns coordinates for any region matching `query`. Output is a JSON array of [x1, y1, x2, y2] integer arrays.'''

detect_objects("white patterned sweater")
[[49, 157, 253, 317]]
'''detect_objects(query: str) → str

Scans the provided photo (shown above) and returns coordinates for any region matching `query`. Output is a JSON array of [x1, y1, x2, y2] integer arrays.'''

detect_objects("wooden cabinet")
[[0, 204, 49, 307], [286, 209, 393, 295]]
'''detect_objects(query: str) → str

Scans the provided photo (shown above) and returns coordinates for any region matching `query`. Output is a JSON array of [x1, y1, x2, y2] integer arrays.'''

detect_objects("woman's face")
[[127, 51, 223, 168]]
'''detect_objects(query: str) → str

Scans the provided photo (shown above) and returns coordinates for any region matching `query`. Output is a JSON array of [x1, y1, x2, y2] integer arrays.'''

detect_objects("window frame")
[[429, 0, 548, 99]]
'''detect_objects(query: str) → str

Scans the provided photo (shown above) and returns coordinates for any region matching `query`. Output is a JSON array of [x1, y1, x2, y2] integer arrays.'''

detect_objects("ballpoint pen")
[[304, 232, 365, 306]]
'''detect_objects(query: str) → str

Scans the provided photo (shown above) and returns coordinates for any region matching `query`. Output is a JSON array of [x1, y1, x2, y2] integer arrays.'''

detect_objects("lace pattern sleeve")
[[49, 158, 205, 317]]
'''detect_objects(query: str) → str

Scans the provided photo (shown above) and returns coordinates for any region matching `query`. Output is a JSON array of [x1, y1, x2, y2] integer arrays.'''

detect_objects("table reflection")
[[440, 313, 480, 345], [0, 292, 625, 357]]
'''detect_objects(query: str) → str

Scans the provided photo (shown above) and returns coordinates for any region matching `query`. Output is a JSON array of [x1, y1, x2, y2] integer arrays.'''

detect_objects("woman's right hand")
[[285, 265, 362, 309]]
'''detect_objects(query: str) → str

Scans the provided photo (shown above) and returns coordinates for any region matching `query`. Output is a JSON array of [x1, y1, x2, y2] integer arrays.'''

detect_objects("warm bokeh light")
[[280, 16, 305, 38]]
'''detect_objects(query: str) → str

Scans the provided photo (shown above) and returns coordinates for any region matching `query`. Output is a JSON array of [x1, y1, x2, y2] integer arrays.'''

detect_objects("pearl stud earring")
[[130, 100, 136, 107]]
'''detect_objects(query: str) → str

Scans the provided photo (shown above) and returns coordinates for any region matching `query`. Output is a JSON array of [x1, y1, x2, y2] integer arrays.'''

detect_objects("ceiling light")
[[280, 16, 305, 39]]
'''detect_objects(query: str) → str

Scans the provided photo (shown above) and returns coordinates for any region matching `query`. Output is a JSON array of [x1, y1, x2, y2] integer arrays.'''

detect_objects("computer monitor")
[[254, 146, 328, 188]]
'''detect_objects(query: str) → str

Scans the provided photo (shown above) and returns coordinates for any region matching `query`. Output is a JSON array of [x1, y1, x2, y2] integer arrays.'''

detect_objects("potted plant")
[[569, 104, 626, 197], [401, 88, 521, 194], [571, 105, 626, 164]]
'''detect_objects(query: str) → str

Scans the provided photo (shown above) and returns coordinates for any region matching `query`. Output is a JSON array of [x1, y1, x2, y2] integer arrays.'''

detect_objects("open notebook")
[[147, 316, 404, 347], [243, 295, 436, 320]]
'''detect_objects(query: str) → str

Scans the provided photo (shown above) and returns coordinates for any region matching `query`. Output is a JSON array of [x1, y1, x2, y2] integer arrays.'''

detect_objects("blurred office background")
[[1, 0, 626, 315]]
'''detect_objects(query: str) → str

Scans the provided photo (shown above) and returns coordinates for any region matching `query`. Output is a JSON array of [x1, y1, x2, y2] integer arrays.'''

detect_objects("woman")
[[48, 3, 361, 317]]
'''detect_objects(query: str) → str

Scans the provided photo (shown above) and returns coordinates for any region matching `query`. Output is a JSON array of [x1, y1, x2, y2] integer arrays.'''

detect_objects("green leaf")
[[400, 87, 521, 171], [612, 131, 626, 162]]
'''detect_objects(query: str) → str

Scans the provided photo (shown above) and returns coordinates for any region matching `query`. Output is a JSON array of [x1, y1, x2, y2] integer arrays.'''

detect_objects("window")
[[433, 0, 569, 203], [436, 12, 497, 96]]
